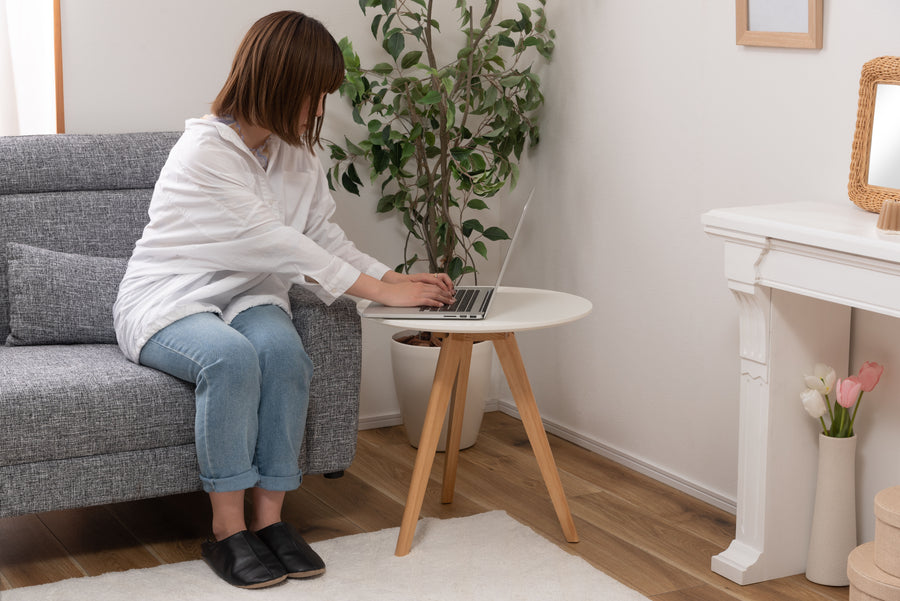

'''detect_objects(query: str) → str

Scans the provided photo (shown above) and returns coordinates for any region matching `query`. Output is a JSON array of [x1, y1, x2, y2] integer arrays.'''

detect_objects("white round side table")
[[358, 287, 593, 556]]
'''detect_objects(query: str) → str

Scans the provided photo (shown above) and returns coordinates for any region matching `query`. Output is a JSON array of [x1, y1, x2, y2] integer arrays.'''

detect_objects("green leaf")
[[500, 74, 524, 87], [328, 144, 347, 161], [371, 13, 383, 39], [483, 226, 510, 241], [341, 171, 360, 195], [344, 136, 366, 157], [372, 145, 390, 172], [390, 141, 403, 168], [416, 89, 443, 105], [517, 2, 532, 20], [450, 147, 473, 161], [467, 198, 489, 210], [447, 257, 464, 281], [462, 218, 484, 236], [377, 193, 395, 213], [473, 240, 488, 259], [401, 50, 423, 69], [384, 31, 405, 61], [372, 62, 394, 75], [347, 163, 363, 187]]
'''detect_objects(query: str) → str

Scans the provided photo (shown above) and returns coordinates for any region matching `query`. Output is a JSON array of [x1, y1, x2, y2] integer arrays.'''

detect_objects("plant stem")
[[848, 391, 865, 437]]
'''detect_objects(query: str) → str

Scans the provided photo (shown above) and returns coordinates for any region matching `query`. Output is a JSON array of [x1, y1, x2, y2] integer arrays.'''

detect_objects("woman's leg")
[[229, 305, 313, 530], [139, 311, 263, 538]]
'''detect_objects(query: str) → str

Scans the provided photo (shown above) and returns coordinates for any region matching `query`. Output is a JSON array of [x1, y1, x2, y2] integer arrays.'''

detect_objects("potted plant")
[[329, 0, 554, 449]]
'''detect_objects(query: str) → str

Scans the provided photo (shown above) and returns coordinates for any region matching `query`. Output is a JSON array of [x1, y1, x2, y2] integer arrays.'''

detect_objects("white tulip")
[[804, 375, 826, 392], [804, 364, 836, 394], [814, 363, 836, 394], [801, 388, 828, 419]]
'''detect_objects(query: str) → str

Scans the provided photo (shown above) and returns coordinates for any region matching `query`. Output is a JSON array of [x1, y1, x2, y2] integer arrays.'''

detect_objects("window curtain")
[[0, 0, 20, 135]]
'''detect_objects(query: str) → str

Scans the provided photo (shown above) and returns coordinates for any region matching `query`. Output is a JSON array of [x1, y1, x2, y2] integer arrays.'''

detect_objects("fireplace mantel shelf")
[[702, 201, 900, 585]]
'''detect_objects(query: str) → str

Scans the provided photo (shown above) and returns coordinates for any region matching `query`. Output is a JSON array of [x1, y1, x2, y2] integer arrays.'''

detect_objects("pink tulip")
[[856, 361, 884, 392], [836, 378, 863, 409]]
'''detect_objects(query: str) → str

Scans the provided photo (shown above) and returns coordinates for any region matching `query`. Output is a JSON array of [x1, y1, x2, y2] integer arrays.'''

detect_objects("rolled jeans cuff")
[[200, 468, 260, 493], [258, 473, 302, 492]]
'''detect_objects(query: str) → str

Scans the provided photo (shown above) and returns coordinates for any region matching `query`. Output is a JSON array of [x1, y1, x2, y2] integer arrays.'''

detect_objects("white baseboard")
[[356, 401, 736, 515], [358, 412, 403, 430], [358, 400, 502, 431], [494, 400, 736, 514]]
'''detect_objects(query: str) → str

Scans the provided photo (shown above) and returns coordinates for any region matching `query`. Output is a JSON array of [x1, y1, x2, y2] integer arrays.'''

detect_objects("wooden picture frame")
[[736, 0, 823, 49]]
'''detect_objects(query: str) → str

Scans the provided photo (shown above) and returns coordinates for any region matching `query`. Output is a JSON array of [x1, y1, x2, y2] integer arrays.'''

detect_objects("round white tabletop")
[[356, 286, 593, 334]]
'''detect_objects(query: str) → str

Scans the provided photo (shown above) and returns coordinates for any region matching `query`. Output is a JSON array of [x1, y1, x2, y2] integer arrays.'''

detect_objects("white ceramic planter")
[[390, 331, 491, 451]]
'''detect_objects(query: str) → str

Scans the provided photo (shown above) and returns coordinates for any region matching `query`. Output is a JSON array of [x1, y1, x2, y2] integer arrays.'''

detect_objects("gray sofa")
[[0, 132, 362, 519]]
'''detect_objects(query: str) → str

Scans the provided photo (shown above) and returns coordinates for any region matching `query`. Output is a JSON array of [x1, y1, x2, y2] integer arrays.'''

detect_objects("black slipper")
[[201, 530, 287, 589], [255, 521, 326, 578]]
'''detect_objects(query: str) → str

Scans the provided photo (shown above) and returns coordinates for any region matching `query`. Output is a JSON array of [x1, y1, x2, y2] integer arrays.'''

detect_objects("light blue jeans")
[[139, 305, 313, 493]]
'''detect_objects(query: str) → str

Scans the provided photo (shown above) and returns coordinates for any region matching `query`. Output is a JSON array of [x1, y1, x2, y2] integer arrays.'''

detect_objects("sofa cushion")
[[6, 243, 127, 345], [0, 345, 196, 467]]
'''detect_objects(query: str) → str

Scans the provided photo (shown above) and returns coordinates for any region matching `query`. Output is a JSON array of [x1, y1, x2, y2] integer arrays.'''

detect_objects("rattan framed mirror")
[[849, 56, 900, 213]]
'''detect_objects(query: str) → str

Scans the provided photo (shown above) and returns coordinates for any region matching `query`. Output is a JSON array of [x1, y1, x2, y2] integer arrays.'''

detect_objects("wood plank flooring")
[[0, 412, 849, 600]]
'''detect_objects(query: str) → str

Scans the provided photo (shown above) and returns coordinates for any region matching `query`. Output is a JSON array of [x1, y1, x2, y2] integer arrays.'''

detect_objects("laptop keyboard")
[[420, 287, 480, 312]]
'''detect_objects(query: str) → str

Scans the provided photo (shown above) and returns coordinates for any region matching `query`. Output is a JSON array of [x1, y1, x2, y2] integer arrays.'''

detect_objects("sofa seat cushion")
[[0, 344, 196, 467]]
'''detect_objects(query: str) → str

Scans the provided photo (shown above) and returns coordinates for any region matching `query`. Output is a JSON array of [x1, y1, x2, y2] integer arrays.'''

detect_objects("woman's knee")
[[232, 305, 313, 382], [201, 337, 261, 389]]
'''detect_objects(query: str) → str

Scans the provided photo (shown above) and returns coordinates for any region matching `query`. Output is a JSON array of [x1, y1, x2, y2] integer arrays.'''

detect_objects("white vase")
[[806, 433, 858, 586], [390, 331, 491, 451]]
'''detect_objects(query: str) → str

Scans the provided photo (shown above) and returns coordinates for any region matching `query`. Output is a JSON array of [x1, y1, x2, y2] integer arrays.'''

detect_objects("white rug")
[[3, 511, 648, 601]]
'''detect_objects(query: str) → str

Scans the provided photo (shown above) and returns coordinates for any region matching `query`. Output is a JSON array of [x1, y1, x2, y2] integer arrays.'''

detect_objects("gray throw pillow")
[[6, 243, 128, 345]]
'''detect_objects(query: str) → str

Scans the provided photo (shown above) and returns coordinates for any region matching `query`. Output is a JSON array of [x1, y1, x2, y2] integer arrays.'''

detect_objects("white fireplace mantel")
[[702, 201, 900, 585]]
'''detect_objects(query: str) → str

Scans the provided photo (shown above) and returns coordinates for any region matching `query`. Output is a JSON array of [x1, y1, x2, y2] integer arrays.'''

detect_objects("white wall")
[[2, 0, 55, 134], [57, 1, 900, 543], [525, 0, 900, 542]]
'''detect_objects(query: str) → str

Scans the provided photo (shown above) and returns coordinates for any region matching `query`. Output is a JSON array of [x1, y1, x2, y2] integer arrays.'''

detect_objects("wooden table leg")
[[493, 332, 579, 544], [394, 335, 466, 557], [441, 335, 473, 504]]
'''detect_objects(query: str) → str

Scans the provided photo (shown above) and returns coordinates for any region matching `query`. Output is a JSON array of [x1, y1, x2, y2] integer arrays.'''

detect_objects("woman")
[[113, 11, 454, 590]]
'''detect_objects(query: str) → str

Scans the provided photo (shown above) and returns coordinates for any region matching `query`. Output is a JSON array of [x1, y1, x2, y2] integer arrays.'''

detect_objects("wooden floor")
[[0, 411, 848, 600]]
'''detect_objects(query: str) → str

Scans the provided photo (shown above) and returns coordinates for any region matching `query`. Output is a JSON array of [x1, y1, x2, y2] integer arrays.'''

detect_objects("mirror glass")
[[868, 83, 900, 189]]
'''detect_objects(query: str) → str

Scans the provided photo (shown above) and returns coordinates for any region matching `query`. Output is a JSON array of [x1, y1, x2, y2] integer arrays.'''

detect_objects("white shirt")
[[113, 118, 390, 363]]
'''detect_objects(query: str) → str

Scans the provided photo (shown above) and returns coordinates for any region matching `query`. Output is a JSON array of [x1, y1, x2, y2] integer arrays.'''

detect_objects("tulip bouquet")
[[801, 362, 884, 438]]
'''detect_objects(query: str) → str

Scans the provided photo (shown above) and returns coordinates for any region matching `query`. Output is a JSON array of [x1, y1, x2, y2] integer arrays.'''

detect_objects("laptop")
[[361, 189, 532, 320]]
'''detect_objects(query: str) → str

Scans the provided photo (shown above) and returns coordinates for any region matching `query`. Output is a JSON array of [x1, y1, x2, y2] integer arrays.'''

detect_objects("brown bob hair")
[[211, 11, 344, 148]]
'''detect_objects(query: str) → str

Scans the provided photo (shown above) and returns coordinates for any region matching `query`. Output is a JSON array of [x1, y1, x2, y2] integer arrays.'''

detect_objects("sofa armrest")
[[288, 285, 362, 475]]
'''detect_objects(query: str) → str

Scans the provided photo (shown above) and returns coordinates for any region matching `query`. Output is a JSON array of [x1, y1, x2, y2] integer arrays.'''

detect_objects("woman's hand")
[[379, 271, 455, 307], [348, 272, 456, 307]]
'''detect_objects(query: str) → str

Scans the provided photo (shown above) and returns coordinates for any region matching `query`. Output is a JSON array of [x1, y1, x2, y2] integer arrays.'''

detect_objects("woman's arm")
[[347, 271, 455, 307]]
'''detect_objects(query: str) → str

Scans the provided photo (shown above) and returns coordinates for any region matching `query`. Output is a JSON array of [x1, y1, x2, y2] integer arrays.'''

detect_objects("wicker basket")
[[848, 56, 900, 214]]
